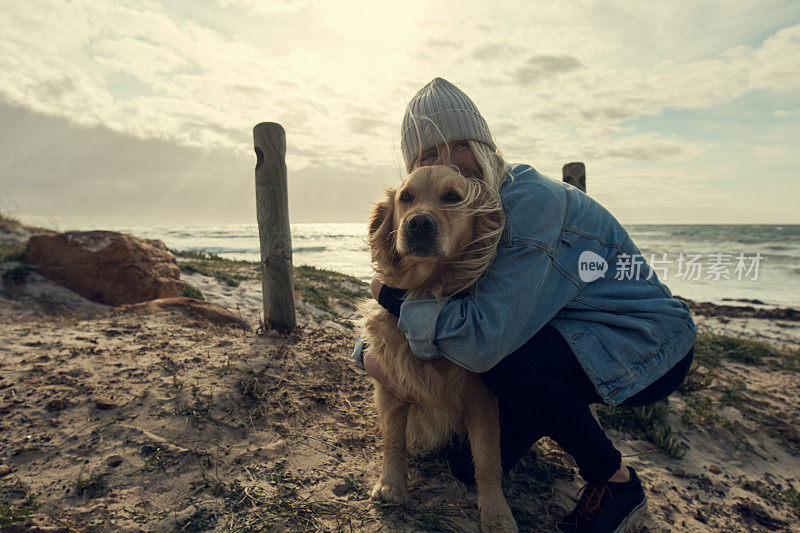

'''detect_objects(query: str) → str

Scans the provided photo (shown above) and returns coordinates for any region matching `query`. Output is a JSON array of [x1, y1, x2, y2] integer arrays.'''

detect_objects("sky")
[[1, 0, 799, 227]]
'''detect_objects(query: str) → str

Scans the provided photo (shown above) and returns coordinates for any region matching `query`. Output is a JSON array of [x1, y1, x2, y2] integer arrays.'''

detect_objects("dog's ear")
[[368, 188, 400, 266]]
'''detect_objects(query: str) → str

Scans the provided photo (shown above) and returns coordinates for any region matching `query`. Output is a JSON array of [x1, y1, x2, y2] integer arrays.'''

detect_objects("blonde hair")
[[409, 140, 510, 297]]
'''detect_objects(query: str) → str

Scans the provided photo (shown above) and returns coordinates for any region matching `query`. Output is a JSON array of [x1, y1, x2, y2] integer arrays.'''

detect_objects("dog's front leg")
[[465, 385, 518, 533], [371, 382, 411, 505]]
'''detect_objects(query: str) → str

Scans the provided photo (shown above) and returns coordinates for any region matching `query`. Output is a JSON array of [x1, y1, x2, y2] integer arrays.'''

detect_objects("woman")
[[355, 77, 696, 533]]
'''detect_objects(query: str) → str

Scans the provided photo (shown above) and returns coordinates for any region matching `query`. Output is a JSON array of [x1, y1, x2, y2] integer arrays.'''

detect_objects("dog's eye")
[[441, 191, 462, 203], [399, 190, 413, 203]]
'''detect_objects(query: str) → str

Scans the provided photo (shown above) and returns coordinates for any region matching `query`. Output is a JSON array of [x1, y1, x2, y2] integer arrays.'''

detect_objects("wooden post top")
[[562, 162, 586, 193]]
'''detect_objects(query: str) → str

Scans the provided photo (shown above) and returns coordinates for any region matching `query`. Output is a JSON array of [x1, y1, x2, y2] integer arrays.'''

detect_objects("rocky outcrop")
[[116, 297, 251, 330], [676, 296, 800, 321], [25, 231, 184, 305]]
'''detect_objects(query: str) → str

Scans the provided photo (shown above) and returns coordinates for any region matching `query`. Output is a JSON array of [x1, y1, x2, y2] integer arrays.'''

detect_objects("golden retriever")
[[360, 165, 517, 532]]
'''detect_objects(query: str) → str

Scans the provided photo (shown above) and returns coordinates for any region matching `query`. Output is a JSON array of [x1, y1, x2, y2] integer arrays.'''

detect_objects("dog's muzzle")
[[405, 213, 438, 256]]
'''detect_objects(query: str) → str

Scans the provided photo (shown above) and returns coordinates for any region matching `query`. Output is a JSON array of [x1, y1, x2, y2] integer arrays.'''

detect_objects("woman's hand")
[[363, 349, 416, 404], [366, 275, 413, 402], [370, 275, 383, 300]]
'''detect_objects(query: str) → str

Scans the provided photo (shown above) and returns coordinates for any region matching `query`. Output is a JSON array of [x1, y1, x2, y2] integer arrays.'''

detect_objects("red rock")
[[116, 297, 251, 330], [26, 231, 184, 305]]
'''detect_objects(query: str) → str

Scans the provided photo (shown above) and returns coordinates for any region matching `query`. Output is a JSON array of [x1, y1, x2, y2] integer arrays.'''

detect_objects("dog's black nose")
[[407, 214, 436, 237]]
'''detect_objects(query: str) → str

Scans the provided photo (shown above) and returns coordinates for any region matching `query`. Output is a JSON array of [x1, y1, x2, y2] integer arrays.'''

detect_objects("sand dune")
[[1, 225, 799, 531]]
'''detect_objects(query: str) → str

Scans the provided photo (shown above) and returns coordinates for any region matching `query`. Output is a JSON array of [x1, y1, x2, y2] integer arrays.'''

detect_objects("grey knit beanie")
[[401, 77, 495, 169]]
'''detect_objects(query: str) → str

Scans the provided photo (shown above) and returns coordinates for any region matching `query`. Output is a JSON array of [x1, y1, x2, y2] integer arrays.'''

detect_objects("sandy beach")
[[1, 220, 799, 532]]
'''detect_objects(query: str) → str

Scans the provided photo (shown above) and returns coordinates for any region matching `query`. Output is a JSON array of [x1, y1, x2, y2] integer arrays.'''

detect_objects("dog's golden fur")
[[360, 165, 517, 532]]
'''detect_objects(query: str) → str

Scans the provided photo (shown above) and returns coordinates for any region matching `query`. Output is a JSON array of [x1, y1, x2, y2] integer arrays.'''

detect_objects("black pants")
[[449, 324, 694, 484]]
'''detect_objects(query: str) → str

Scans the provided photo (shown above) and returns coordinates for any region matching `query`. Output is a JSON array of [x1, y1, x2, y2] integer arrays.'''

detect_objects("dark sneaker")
[[556, 467, 647, 533]]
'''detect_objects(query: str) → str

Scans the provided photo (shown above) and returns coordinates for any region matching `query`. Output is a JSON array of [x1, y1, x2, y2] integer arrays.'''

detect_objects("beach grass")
[[73, 474, 105, 500], [739, 477, 800, 511], [182, 282, 204, 300], [694, 332, 800, 371], [172, 249, 257, 287], [0, 241, 26, 263], [4, 214, 800, 530], [173, 249, 800, 458], [172, 249, 369, 326], [0, 495, 40, 527], [596, 401, 686, 459], [595, 331, 800, 459]]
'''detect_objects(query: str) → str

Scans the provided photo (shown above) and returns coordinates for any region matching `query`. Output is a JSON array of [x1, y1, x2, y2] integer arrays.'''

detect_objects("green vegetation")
[[681, 396, 738, 430], [739, 477, 800, 510], [293, 264, 368, 317], [173, 384, 215, 425], [138, 446, 170, 474], [678, 362, 714, 393], [190, 462, 371, 530], [172, 249, 257, 287], [0, 494, 40, 527], [677, 333, 800, 453], [596, 401, 686, 459], [694, 332, 800, 371], [0, 241, 26, 263], [171, 250, 369, 325], [182, 282, 204, 300], [73, 474, 105, 499]]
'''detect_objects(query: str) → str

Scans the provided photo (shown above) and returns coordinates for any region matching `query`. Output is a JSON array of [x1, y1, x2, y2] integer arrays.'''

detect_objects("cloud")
[[491, 120, 521, 135], [579, 105, 639, 123], [471, 42, 525, 62], [424, 38, 461, 50], [2, 2, 797, 165], [589, 135, 700, 162], [213, 0, 311, 14], [0, 103, 395, 225], [347, 115, 386, 136], [748, 24, 800, 91], [512, 55, 584, 85], [0, 1, 798, 224]]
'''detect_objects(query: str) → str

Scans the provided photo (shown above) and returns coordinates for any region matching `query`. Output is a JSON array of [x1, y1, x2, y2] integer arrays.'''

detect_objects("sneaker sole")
[[612, 496, 648, 533]]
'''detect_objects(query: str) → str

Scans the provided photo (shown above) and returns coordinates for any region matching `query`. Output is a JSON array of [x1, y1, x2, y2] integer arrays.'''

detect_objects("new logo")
[[578, 251, 608, 283]]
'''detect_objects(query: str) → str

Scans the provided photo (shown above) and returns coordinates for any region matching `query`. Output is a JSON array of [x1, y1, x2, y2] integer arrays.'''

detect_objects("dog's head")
[[369, 165, 500, 294]]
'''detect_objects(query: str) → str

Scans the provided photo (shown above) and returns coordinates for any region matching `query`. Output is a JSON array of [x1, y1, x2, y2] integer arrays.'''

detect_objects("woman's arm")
[[395, 241, 579, 372], [393, 169, 581, 373]]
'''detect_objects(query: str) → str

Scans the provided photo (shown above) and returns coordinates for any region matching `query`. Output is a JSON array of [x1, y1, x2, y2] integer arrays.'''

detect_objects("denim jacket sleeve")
[[396, 171, 581, 373]]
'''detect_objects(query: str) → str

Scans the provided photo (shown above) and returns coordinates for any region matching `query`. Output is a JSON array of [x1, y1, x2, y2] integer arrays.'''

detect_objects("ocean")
[[68, 222, 800, 309]]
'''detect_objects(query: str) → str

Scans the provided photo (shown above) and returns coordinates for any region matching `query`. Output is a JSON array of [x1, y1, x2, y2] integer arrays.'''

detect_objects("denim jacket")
[[356, 164, 696, 406]]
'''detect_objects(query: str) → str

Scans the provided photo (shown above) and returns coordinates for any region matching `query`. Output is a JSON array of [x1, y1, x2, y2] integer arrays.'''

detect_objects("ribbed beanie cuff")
[[401, 78, 494, 169]]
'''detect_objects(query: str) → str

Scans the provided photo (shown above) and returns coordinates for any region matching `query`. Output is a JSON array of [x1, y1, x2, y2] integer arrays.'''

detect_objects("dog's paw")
[[480, 503, 518, 533], [371, 480, 410, 506]]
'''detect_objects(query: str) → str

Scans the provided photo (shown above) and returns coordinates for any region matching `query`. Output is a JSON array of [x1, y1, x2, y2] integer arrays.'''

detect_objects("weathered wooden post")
[[562, 162, 586, 193], [254, 122, 296, 332]]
